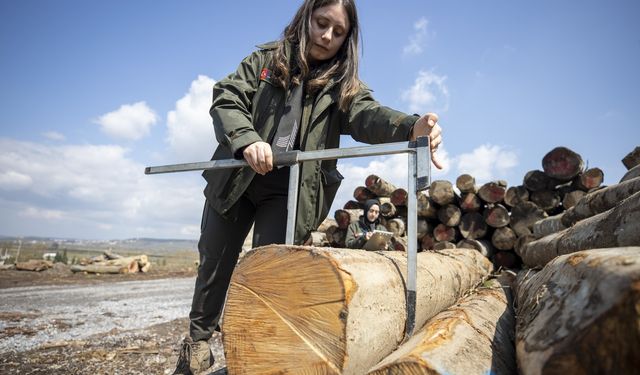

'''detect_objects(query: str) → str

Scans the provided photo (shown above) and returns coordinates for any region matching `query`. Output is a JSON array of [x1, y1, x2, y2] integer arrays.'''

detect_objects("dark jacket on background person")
[[202, 41, 418, 244], [345, 199, 387, 249]]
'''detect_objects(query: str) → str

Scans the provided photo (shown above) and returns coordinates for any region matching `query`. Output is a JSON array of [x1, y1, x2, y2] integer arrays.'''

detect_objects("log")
[[483, 204, 510, 228], [510, 202, 548, 237], [420, 233, 436, 251], [542, 146, 584, 181], [70, 264, 128, 274], [459, 192, 482, 212], [380, 201, 397, 218], [561, 176, 640, 227], [572, 167, 604, 191], [368, 276, 516, 375], [343, 200, 363, 210], [15, 260, 53, 272], [493, 251, 519, 269], [622, 146, 640, 169], [457, 239, 496, 258], [103, 250, 123, 260], [390, 188, 408, 207], [433, 223, 457, 243], [432, 241, 456, 250], [620, 164, 640, 183], [365, 175, 397, 197], [308, 231, 329, 246], [317, 218, 337, 233], [222, 245, 493, 374], [416, 218, 432, 240], [516, 247, 640, 374], [390, 236, 408, 252], [139, 262, 151, 273], [437, 204, 461, 227], [459, 212, 488, 240], [517, 190, 640, 267], [325, 226, 347, 248], [455, 174, 476, 193], [504, 185, 529, 207], [514, 234, 537, 255], [430, 180, 455, 206], [386, 218, 406, 238], [532, 214, 566, 237], [334, 210, 351, 229], [417, 191, 438, 218], [523, 170, 556, 192], [561, 190, 585, 210], [353, 186, 377, 202], [530, 189, 561, 212], [491, 226, 517, 250], [477, 181, 506, 204]]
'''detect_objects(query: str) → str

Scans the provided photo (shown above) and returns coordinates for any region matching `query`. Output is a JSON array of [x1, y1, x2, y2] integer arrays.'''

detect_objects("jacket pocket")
[[317, 168, 344, 226]]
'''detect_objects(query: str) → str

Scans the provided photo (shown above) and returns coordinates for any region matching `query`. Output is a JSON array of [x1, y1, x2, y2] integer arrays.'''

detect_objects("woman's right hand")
[[243, 141, 273, 175]]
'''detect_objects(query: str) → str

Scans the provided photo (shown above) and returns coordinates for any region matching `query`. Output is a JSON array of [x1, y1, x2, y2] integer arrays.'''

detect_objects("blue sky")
[[1, 0, 638, 240]]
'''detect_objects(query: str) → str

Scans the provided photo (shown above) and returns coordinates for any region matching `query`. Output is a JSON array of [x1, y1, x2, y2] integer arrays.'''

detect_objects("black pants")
[[189, 167, 290, 341]]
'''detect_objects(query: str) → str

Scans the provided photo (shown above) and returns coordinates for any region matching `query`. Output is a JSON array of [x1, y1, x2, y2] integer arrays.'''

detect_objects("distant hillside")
[[0, 236, 198, 255]]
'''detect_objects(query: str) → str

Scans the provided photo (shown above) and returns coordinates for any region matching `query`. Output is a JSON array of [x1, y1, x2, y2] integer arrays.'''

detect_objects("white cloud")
[[0, 170, 33, 190], [166, 75, 218, 163], [95, 101, 158, 141], [455, 144, 518, 183], [401, 70, 450, 114], [0, 138, 204, 239], [403, 17, 430, 56], [42, 131, 66, 141]]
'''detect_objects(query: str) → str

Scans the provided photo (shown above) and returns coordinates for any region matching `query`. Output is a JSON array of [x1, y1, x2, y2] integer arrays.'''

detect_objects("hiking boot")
[[173, 337, 214, 375]]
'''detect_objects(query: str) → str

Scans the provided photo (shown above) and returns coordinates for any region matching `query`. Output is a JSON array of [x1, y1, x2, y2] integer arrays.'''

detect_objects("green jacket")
[[345, 218, 388, 249], [203, 42, 418, 244]]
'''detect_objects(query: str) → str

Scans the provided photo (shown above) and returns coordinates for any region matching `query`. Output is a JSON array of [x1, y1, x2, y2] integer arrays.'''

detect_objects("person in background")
[[345, 199, 388, 249], [174, 0, 442, 373]]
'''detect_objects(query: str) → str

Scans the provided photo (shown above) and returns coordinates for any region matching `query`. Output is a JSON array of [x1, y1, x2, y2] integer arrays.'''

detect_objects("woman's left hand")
[[410, 112, 443, 169]]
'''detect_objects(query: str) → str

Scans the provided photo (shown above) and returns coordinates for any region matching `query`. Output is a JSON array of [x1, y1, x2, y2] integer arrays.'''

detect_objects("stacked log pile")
[[311, 146, 612, 271], [71, 250, 151, 274]]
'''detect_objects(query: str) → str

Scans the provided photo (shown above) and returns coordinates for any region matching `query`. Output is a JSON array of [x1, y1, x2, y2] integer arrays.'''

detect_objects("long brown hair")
[[271, 0, 361, 112]]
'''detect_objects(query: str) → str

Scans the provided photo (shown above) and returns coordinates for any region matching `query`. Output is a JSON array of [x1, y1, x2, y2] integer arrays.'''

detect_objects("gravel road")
[[0, 277, 195, 353]]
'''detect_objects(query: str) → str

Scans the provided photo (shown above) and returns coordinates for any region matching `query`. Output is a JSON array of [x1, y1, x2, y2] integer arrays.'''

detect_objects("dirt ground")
[[0, 264, 229, 374]]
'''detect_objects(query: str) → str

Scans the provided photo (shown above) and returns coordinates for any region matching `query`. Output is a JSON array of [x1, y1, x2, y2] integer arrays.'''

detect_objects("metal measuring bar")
[[145, 137, 431, 339]]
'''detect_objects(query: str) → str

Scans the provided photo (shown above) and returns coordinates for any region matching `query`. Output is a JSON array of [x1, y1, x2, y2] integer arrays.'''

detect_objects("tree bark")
[[459, 192, 483, 212], [430, 180, 455, 206], [457, 239, 496, 258], [433, 241, 456, 250], [390, 236, 408, 252], [620, 164, 640, 183], [504, 185, 529, 207], [561, 176, 640, 227], [380, 201, 397, 218], [455, 174, 476, 193], [416, 218, 432, 240], [478, 181, 506, 204], [343, 200, 363, 210], [420, 233, 436, 251], [459, 212, 488, 240], [492, 227, 517, 250], [622, 146, 640, 170], [15, 260, 53, 272], [308, 232, 329, 247], [365, 174, 397, 197], [561, 190, 585, 210], [483, 204, 510, 228], [222, 245, 493, 375], [368, 276, 516, 375], [532, 214, 566, 237], [317, 218, 337, 233], [437, 204, 461, 227], [325, 226, 347, 248], [517, 190, 640, 267], [542, 146, 584, 182], [516, 247, 640, 375], [510, 202, 548, 237]]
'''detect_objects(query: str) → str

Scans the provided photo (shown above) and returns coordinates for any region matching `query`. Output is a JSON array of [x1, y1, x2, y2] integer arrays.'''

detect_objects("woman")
[[174, 1, 442, 373], [345, 199, 388, 249]]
